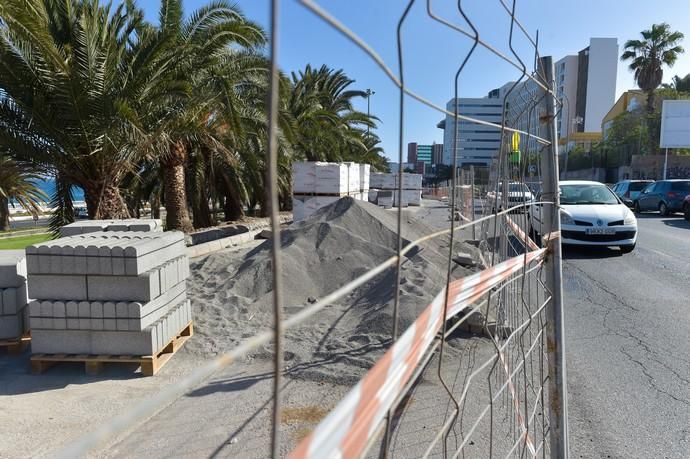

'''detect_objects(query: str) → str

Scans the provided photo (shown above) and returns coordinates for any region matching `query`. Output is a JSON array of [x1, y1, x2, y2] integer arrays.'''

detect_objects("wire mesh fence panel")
[[53, 1, 567, 458]]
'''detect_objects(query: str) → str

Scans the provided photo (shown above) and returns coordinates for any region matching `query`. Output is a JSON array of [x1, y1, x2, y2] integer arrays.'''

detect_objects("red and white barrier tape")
[[505, 215, 540, 251], [289, 248, 546, 459]]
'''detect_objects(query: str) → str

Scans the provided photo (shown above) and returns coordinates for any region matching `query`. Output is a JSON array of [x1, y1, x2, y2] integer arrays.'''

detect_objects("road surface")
[[564, 213, 690, 458]]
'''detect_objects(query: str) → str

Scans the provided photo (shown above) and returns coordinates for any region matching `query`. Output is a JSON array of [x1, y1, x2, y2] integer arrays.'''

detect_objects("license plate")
[[585, 228, 616, 235]]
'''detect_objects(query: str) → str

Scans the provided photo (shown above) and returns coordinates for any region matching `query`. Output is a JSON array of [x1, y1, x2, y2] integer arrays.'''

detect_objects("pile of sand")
[[185, 197, 478, 384]]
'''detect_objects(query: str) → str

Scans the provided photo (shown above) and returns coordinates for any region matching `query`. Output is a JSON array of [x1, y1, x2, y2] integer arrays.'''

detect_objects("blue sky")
[[138, 0, 690, 162]]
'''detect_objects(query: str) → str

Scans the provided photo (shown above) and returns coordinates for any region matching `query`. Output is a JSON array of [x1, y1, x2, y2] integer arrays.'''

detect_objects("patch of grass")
[[0, 233, 53, 250]]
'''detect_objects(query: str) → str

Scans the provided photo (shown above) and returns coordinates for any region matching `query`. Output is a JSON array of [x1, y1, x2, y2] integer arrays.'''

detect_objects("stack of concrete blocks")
[[369, 173, 422, 207], [292, 162, 368, 221], [26, 231, 191, 356], [60, 219, 162, 237], [0, 251, 29, 340]]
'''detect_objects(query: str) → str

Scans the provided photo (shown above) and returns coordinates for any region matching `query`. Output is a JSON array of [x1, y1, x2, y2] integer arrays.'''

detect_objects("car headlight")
[[560, 211, 574, 225], [624, 211, 636, 226]]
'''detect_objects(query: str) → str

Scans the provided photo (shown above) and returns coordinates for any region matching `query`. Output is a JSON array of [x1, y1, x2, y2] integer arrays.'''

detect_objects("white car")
[[487, 182, 535, 212], [529, 180, 637, 253]]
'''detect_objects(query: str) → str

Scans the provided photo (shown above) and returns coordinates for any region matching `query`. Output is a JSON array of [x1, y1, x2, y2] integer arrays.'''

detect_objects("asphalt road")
[[564, 213, 690, 458]]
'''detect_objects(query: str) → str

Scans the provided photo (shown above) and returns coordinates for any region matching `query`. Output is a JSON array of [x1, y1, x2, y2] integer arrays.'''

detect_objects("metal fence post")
[[539, 55, 568, 459]]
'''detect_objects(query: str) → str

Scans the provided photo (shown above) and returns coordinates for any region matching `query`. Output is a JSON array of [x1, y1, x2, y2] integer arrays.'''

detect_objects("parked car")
[[684, 195, 690, 221], [530, 180, 637, 252], [487, 182, 535, 212], [633, 179, 690, 216], [611, 180, 654, 208]]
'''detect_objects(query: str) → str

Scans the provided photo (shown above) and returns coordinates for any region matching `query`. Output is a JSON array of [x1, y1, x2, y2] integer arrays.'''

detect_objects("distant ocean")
[[34, 178, 85, 203]]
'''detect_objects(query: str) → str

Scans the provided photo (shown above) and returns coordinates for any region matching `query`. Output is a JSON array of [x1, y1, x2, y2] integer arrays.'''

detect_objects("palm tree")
[[126, 0, 266, 232], [0, 0, 149, 219], [0, 155, 47, 231], [288, 65, 375, 162], [621, 23, 684, 152]]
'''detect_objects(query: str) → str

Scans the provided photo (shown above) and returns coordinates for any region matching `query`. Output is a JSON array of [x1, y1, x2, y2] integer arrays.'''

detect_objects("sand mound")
[[186, 197, 477, 384]]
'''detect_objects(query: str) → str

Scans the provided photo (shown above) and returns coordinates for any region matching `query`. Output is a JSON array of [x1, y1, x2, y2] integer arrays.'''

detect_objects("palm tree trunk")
[[83, 182, 130, 219], [646, 90, 656, 155], [223, 192, 244, 221], [0, 197, 10, 231], [192, 192, 213, 229], [163, 141, 194, 233]]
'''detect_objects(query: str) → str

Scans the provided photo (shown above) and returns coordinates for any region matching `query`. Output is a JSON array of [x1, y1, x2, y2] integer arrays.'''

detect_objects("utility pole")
[[365, 88, 375, 135], [539, 56, 569, 459], [663, 148, 669, 180]]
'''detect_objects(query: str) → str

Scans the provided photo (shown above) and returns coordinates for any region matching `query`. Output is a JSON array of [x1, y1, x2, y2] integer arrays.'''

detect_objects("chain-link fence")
[[55, 1, 567, 458]]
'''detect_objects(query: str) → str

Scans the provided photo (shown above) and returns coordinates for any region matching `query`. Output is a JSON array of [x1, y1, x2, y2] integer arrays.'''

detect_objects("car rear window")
[[671, 181, 690, 191], [629, 182, 651, 191]]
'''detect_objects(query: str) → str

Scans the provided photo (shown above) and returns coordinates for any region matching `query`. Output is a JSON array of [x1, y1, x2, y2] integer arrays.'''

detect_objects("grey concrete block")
[[29, 300, 41, 317], [91, 317, 104, 330], [40, 301, 52, 317], [111, 246, 126, 275], [31, 329, 92, 354], [107, 224, 129, 232], [87, 271, 160, 302], [1, 288, 17, 314], [37, 245, 52, 274], [66, 301, 79, 318], [50, 241, 66, 274], [0, 315, 23, 339], [116, 318, 129, 331], [67, 318, 80, 330], [79, 318, 91, 330], [103, 318, 116, 331], [128, 290, 185, 331], [90, 327, 158, 355], [53, 301, 66, 317], [73, 244, 88, 275], [99, 246, 113, 275], [115, 302, 128, 317], [0, 250, 27, 287], [78, 301, 90, 317], [91, 302, 103, 318], [26, 254, 40, 277], [52, 317, 67, 329], [28, 274, 87, 301], [60, 245, 76, 274], [103, 302, 116, 318]]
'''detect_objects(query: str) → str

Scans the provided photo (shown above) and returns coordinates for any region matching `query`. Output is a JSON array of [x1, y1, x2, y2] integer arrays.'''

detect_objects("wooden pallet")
[[0, 334, 31, 355], [30, 321, 193, 376]]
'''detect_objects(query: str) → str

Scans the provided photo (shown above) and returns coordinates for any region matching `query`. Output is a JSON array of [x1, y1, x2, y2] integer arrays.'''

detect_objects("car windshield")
[[630, 182, 651, 191], [560, 184, 619, 205]]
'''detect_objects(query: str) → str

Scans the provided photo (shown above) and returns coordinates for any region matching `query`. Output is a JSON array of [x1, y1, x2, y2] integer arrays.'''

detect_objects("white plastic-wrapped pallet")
[[315, 162, 348, 194], [402, 173, 423, 190], [404, 189, 422, 206], [359, 164, 370, 192], [292, 161, 317, 194], [346, 162, 360, 194]]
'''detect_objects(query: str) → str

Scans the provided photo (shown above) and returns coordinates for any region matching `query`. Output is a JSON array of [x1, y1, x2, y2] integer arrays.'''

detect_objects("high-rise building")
[[432, 143, 443, 165], [407, 142, 435, 175], [437, 83, 512, 167]]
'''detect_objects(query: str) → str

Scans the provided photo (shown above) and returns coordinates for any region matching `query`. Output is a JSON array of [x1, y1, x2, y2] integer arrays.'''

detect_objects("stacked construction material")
[[369, 172, 423, 207], [292, 162, 370, 221], [0, 251, 29, 340], [60, 219, 162, 237], [26, 231, 191, 357]]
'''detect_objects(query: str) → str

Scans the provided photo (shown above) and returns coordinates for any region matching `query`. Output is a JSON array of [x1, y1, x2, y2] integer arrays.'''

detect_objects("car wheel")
[[684, 203, 690, 221], [659, 202, 670, 216], [633, 201, 641, 214], [620, 243, 636, 254]]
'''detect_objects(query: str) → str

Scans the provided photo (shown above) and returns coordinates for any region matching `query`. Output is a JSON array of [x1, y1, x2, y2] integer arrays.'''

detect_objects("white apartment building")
[[556, 38, 618, 144]]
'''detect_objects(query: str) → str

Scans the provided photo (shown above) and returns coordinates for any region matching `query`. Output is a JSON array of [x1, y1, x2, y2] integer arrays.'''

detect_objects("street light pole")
[[365, 88, 375, 135]]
